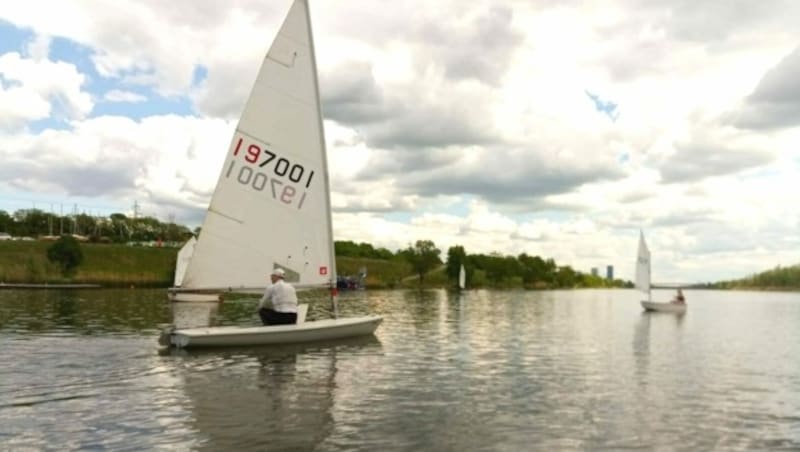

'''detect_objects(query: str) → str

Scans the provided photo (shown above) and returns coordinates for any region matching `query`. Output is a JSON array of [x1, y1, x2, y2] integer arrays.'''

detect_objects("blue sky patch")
[[443, 195, 472, 217], [193, 65, 208, 86], [2, 20, 196, 123], [383, 211, 413, 223], [93, 93, 193, 119], [28, 117, 70, 134], [585, 90, 620, 122], [0, 19, 30, 53]]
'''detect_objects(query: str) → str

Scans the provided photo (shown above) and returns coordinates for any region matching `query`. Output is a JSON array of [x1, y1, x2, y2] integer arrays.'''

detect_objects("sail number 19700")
[[224, 136, 316, 210]]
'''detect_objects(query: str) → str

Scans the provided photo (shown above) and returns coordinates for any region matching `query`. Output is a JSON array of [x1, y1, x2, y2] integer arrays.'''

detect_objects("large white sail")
[[458, 264, 466, 290], [635, 231, 651, 296], [180, 0, 335, 291]]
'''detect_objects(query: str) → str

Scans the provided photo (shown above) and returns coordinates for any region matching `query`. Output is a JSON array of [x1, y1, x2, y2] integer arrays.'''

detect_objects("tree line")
[[705, 264, 800, 290], [0, 208, 194, 244], [2, 208, 630, 289], [338, 239, 631, 289]]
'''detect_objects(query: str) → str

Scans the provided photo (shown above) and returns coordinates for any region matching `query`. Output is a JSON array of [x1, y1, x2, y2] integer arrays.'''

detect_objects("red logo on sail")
[[319, 266, 328, 275]]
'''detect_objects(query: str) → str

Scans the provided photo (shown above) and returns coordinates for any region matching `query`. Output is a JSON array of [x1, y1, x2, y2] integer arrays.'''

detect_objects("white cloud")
[[24, 33, 51, 61], [0, 114, 234, 224], [103, 90, 147, 103], [0, 51, 92, 128]]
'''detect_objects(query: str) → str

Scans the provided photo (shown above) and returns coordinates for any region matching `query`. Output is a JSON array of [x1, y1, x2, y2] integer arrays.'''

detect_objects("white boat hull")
[[169, 292, 222, 302], [641, 300, 687, 314], [163, 315, 382, 348]]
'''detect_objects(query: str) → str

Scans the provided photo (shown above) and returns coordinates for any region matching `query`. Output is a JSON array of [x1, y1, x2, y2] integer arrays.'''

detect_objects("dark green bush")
[[47, 235, 84, 276]]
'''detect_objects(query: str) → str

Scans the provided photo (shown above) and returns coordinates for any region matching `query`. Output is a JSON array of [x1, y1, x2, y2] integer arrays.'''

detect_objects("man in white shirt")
[[258, 268, 298, 325]]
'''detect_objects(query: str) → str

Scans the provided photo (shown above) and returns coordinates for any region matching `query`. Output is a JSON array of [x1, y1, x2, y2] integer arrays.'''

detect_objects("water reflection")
[[632, 312, 651, 386], [170, 301, 221, 329], [0, 289, 170, 335], [1, 289, 799, 450], [165, 336, 381, 450], [162, 297, 385, 449]]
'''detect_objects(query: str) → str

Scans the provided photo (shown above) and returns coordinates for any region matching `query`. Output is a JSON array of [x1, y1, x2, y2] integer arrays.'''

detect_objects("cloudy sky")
[[1, 0, 799, 283]]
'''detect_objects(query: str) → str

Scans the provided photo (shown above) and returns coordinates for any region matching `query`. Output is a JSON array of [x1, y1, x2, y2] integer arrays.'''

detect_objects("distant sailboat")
[[161, 0, 381, 347], [636, 231, 686, 314], [458, 264, 466, 290]]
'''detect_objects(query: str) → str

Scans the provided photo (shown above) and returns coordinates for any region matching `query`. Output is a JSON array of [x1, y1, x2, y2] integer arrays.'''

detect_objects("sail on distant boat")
[[161, 0, 381, 347], [635, 232, 650, 298], [458, 264, 466, 290]]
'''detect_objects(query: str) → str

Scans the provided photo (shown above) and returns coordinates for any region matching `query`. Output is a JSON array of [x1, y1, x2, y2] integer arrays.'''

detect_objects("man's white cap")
[[271, 268, 285, 277]]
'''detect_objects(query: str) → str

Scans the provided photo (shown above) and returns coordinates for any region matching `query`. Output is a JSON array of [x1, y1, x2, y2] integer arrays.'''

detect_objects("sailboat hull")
[[641, 301, 687, 314], [168, 292, 222, 303], [164, 315, 382, 348]]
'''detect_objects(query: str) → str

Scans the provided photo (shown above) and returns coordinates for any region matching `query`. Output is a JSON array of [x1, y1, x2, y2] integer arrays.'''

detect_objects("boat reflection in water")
[[169, 301, 222, 329], [163, 300, 383, 450]]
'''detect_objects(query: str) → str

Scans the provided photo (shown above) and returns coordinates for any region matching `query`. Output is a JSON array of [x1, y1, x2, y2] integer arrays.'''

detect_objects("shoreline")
[[0, 283, 103, 289]]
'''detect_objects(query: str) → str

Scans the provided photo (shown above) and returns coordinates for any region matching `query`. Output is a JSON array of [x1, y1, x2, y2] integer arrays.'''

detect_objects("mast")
[[302, 0, 339, 317]]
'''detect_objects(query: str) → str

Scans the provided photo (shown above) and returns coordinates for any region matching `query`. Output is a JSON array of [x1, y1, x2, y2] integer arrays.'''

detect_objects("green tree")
[[75, 213, 97, 236], [47, 235, 84, 276], [402, 240, 442, 284], [0, 210, 11, 232], [13, 209, 51, 237], [109, 213, 131, 242], [335, 240, 395, 259], [445, 245, 467, 282], [554, 265, 578, 288]]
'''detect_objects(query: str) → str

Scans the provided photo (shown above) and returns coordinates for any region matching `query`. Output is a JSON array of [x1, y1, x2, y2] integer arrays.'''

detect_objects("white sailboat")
[[161, 0, 382, 347], [458, 264, 466, 290], [636, 231, 686, 314]]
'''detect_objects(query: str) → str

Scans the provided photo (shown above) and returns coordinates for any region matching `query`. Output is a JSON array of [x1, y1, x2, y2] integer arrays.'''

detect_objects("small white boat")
[[161, 0, 381, 347], [161, 304, 382, 348], [458, 264, 466, 290], [169, 292, 221, 303], [636, 231, 686, 314], [640, 300, 687, 314]]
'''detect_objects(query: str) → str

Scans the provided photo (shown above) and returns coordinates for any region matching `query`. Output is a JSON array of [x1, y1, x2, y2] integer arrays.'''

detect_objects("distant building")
[[606, 265, 614, 280], [591, 267, 598, 277]]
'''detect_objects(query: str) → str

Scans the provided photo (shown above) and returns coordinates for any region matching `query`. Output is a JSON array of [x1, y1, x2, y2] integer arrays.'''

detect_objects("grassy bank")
[[1, 241, 595, 290], [0, 241, 427, 288], [0, 241, 176, 287]]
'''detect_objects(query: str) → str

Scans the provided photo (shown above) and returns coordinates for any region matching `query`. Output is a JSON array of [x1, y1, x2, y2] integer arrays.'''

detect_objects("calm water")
[[0, 288, 798, 451]]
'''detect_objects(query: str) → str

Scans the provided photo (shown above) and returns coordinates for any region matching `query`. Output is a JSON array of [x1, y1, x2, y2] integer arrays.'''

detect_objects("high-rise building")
[[606, 265, 614, 280]]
